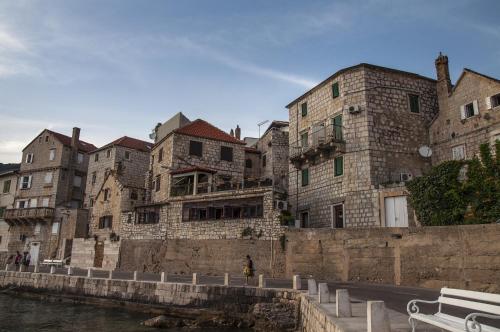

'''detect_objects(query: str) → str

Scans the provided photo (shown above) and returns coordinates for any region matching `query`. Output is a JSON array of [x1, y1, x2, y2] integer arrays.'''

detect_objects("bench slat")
[[442, 288, 500, 305], [439, 296, 500, 316], [411, 313, 500, 332]]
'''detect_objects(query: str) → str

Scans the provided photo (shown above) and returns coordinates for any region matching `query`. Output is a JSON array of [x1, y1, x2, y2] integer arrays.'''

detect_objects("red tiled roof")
[[170, 166, 217, 175], [96, 136, 153, 152], [173, 119, 246, 145], [48, 130, 97, 153]]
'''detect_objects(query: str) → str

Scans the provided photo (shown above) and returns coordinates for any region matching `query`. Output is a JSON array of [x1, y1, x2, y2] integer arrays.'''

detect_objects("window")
[[25, 153, 34, 164], [491, 94, 500, 108], [49, 149, 56, 161], [42, 198, 49, 207], [104, 189, 110, 201], [409, 94, 420, 113], [332, 115, 343, 141], [189, 141, 203, 157], [452, 145, 466, 160], [461, 101, 478, 119], [136, 208, 160, 224], [301, 102, 308, 117], [130, 190, 138, 200], [51, 222, 59, 234], [0, 207, 4, 218], [3, 180, 11, 193], [77, 153, 84, 164], [45, 136, 49, 142], [334, 156, 344, 177], [183, 197, 263, 221], [89, 198, 94, 207], [262, 154, 267, 167], [94, 153, 99, 162], [158, 148, 163, 162], [220, 146, 233, 162], [73, 175, 82, 188], [155, 175, 161, 191], [245, 159, 253, 168], [34, 223, 41, 234], [300, 132, 309, 148], [91, 172, 96, 185], [106, 149, 111, 158], [16, 200, 28, 209], [30, 198, 37, 208], [44, 172, 53, 184], [20, 176, 32, 189], [301, 168, 309, 186], [98, 216, 113, 229], [125, 151, 131, 160], [332, 82, 340, 98]]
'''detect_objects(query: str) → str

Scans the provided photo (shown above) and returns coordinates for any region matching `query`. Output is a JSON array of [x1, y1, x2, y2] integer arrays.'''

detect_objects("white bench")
[[407, 287, 500, 332]]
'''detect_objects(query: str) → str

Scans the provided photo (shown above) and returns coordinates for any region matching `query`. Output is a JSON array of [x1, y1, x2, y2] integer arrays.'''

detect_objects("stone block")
[[293, 275, 302, 290], [33, 265, 39, 273], [87, 268, 94, 278], [336, 289, 352, 317], [318, 283, 330, 303], [224, 273, 230, 286], [108, 270, 113, 279], [307, 279, 317, 295], [258, 274, 266, 288], [67, 267, 73, 276], [49, 266, 56, 274], [367, 301, 391, 332], [192, 273, 198, 285], [133, 271, 138, 281], [160, 272, 166, 283]]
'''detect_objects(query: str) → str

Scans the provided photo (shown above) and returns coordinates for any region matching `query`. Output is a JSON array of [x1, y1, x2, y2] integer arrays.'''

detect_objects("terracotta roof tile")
[[174, 119, 246, 145], [96, 136, 153, 152], [48, 130, 97, 153]]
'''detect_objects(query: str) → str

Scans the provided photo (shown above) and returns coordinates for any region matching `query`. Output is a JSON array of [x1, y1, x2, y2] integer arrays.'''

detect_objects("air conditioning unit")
[[274, 200, 288, 211], [347, 105, 362, 114], [400, 172, 413, 182]]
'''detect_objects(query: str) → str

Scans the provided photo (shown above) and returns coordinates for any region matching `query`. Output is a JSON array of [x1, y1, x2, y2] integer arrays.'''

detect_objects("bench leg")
[[408, 317, 416, 332]]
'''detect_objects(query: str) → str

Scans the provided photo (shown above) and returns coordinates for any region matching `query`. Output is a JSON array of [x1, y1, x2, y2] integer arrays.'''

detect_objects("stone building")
[[430, 53, 500, 163], [3, 128, 96, 265], [286, 64, 438, 228], [0, 166, 19, 264]]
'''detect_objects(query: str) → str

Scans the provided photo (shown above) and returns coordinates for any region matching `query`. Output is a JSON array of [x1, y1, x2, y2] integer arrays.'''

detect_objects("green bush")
[[407, 141, 500, 226]]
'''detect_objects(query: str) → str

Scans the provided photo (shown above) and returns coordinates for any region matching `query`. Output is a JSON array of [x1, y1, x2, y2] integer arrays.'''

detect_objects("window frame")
[[301, 168, 309, 187], [332, 82, 340, 98], [49, 148, 56, 161], [452, 144, 466, 160], [155, 175, 161, 192], [94, 153, 99, 162], [301, 102, 308, 117], [124, 151, 131, 160], [408, 94, 420, 114], [189, 140, 203, 157], [158, 148, 164, 162], [220, 146, 233, 162], [334, 156, 344, 177], [25, 153, 34, 164], [2, 180, 11, 194], [245, 159, 252, 168]]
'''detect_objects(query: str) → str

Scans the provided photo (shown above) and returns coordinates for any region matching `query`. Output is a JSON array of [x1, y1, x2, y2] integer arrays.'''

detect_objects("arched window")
[[245, 159, 252, 168]]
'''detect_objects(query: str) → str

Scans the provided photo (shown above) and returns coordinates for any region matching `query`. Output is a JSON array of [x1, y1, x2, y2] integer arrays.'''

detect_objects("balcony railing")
[[290, 122, 345, 161], [170, 178, 276, 197], [4, 207, 55, 222]]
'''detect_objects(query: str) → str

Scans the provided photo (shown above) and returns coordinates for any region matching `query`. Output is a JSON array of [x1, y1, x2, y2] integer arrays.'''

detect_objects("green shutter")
[[332, 82, 340, 98], [301, 169, 309, 186], [409, 94, 420, 113], [301, 103, 308, 117], [332, 115, 343, 141], [334, 156, 344, 177]]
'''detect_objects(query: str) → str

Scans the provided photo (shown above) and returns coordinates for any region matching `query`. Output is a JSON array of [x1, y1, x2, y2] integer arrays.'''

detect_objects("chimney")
[[435, 52, 452, 95], [71, 127, 80, 150], [235, 125, 241, 140], [230, 128, 234, 137]]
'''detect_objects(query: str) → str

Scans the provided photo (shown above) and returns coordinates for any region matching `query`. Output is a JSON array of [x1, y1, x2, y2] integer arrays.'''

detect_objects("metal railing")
[[170, 178, 277, 197], [290, 123, 344, 159]]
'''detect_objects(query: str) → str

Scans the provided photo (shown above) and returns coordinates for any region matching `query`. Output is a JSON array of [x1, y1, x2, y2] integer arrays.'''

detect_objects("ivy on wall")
[[407, 141, 500, 226]]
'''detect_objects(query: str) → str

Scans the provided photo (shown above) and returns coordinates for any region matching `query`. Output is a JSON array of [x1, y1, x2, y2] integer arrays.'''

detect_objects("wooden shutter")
[[460, 105, 466, 120], [485, 96, 492, 110], [332, 82, 340, 98], [28, 175, 32, 188], [473, 100, 479, 115]]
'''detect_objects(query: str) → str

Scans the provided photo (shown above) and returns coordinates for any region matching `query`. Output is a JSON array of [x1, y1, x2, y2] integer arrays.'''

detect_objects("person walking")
[[243, 255, 255, 285], [14, 251, 22, 268]]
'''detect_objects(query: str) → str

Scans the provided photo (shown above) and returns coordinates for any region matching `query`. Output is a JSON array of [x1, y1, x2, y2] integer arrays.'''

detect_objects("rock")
[[142, 315, 170, 328]]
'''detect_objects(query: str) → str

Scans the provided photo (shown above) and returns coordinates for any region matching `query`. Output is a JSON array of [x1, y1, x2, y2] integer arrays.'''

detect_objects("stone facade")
[[0, 169, 18, 253], [3, 128, 95, 264], [287, 64, 438, 228], [430, 54, 500, 164]]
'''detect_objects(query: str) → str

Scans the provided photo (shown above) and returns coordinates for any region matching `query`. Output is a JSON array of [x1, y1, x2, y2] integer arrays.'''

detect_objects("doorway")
[[331, 204, 344, 228], [384, 196, 409, 227], [300, 211, 309, 228], [29, 242, 40, 265]]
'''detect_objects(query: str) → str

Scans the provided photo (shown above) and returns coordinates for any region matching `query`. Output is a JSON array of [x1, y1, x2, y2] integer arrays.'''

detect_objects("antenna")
[[257, 120, 270, 139]]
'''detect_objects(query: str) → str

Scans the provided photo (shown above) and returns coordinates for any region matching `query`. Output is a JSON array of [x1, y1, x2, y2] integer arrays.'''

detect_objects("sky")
[[0, 0, 499, 162]]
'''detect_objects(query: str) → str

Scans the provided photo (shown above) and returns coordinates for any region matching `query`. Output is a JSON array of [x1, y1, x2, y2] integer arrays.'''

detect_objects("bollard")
[[293, 275, 302, 290], [133, 271, 138, 281], [19, 265, 24, 272], [224, 273, 230, 286], [318, 283, 330, 303], [367, 301, 391, 332], [67, 266, 73, 276], [192, 273, 198, 285], [4, 264, 8, 271], [258, 274, 266, 288], [87, 268, 93, 278], [34, 264, 40, 273], [50, 266, 56, 274], [160, 272, 167, 283], [307, 279, 317, 295], [336, 289, 352, 317], [108, 270, 113, 279]]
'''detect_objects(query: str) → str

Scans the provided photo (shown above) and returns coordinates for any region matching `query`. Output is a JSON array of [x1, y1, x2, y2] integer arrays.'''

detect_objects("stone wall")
[[300, 295, 343, 332], [70, 238, 95, 268], [285, 224, 500, 293]]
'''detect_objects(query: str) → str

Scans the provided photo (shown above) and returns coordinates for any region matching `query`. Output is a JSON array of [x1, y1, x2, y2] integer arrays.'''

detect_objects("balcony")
[[290, 122, 345, 167], [4, 207, 54, 225]]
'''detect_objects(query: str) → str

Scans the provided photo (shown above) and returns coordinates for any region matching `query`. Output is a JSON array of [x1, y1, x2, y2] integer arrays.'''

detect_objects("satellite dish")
[[418, 145, 433, 158], [149, 130, 156, 140]]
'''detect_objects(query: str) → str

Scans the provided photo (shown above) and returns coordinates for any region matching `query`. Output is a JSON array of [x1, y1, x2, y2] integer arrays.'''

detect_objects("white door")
[[29, 242, 40, 265], [385, 196, 408, 227]]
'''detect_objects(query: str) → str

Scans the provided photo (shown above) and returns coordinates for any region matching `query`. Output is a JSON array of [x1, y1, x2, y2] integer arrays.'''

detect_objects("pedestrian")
[[23, 252, 31, 267], [243, 255, 255, 285], [14, 251, 22, 268]]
